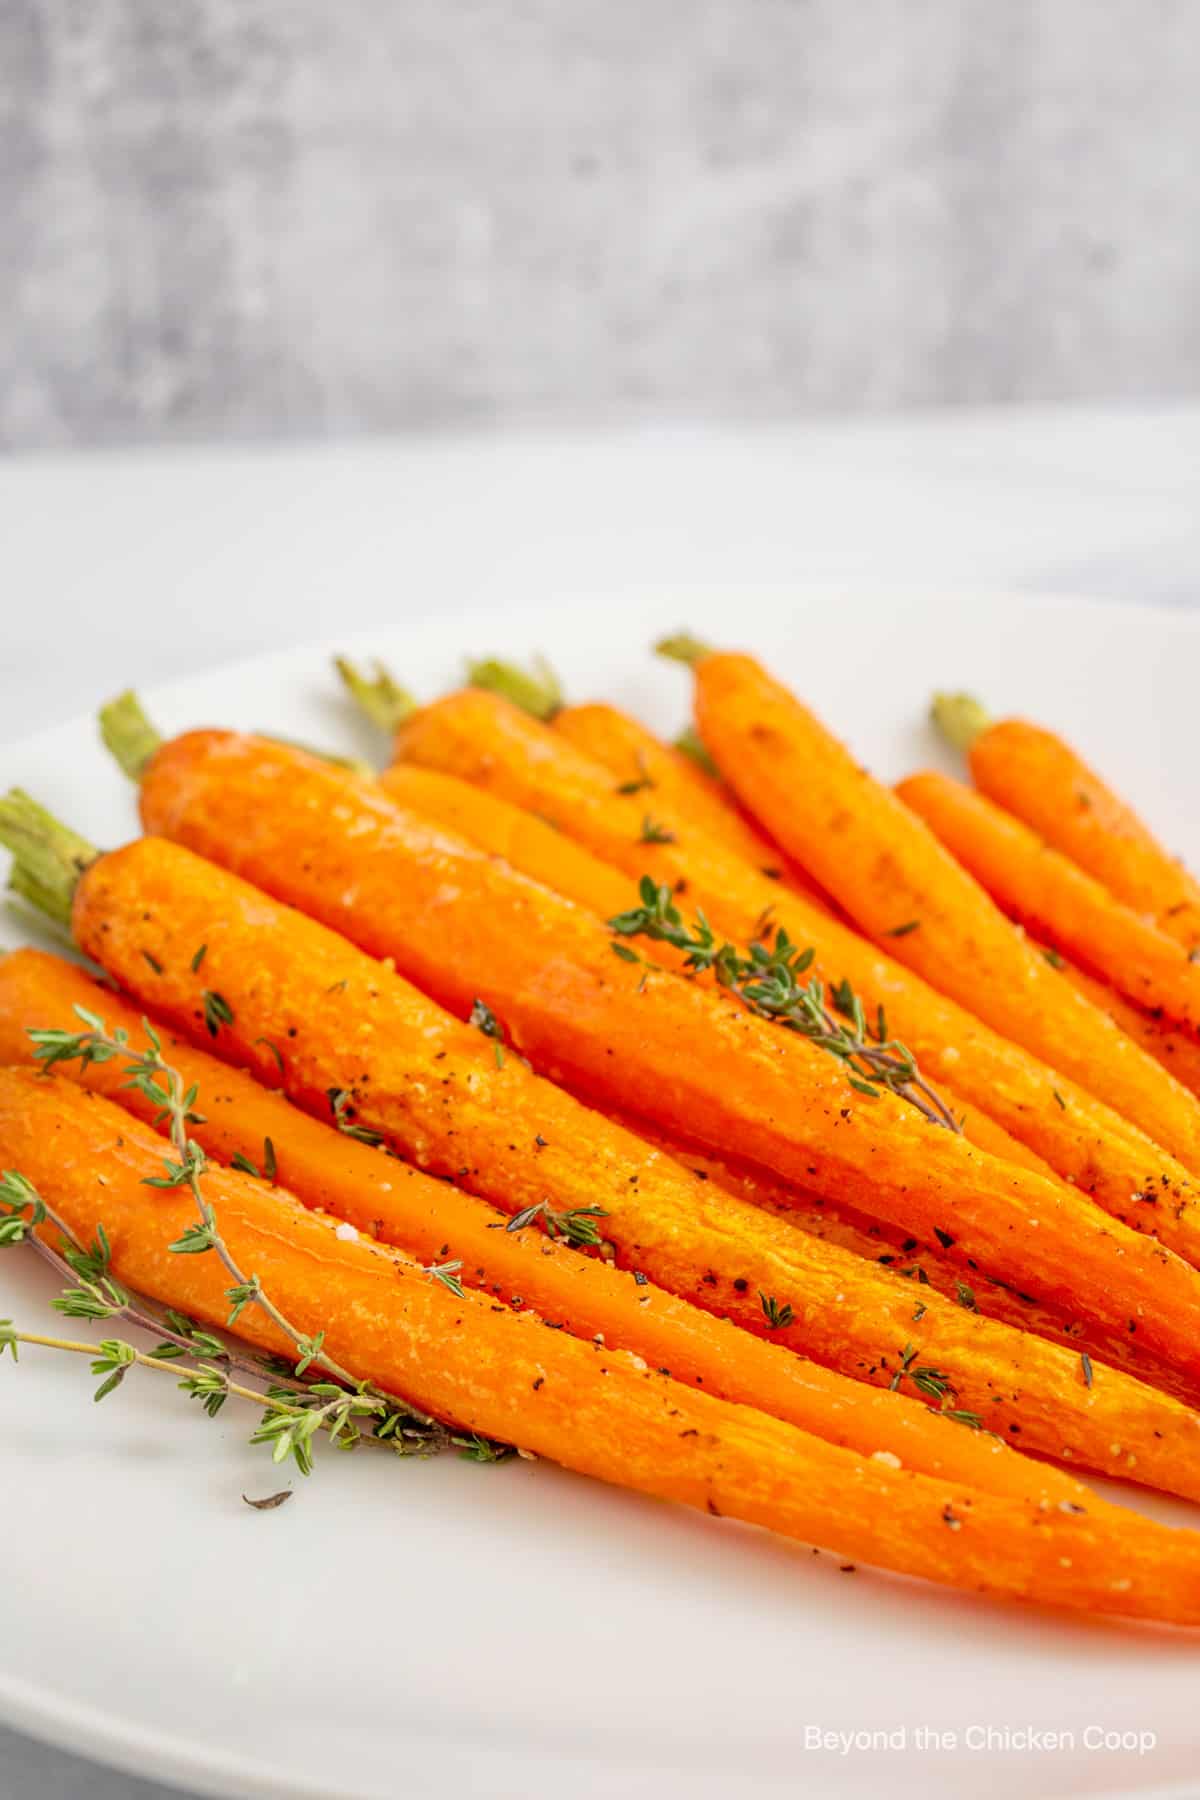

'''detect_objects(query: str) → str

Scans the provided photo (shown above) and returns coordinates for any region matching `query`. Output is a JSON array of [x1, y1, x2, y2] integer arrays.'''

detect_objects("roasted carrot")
[[0, 948, 1102, 1503], [1047, 951, 1200, 1105], [8, 799, 1200, 1492], [378, 761, 1044, 1176], [112, 736, 1200, 1376], [385, 683, 1200, 1260], [633, 1123, 1196, 1404], [15, 1073, 1158, 1614], [934, 693, 1200, 952], [898, 770, 1200, 1037], [663, 640, 1200, 1175], [554, 701, 791, 871]]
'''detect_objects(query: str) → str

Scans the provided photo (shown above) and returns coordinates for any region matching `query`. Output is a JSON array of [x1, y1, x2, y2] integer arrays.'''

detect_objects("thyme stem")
[[609, 878, 960, 1132]]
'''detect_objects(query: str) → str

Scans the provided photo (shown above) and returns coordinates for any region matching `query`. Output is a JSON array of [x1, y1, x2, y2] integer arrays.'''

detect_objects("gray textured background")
[[2, 0, 1199, 449]]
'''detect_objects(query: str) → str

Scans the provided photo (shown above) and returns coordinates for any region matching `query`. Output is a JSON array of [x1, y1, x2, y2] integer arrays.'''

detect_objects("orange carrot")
[[47, 736, 1200, 1392], [0, 946, 1099, 1502], [1049, 951, 1200, 1105], [898, 769, 1200, 1036], [935, 694, 1200, 952], [635, 1123, 1196, 1405], [554, 700, 794, 876], [387, 685, 1200, 1259], [666, 642, 1200, 1175], [378, 760, 1044, 1176], [10, 812, 1197, 1497], [15, 1073, 1161, 1614]]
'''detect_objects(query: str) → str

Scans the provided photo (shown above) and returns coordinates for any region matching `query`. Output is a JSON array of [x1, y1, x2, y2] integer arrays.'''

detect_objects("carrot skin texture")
[[553, 701, 799, 881], [380, 761, 1044, 1177], [1050, 953, 1200, 1105], [898, 770, 1200, 1036], [14, 1074, 1161, 1614], [684, 650, 1200, 1173], [969, 716, 1200, 951], [68, 834, 1200, 1499], [391, 688, 1200, 1256], [131, 735, 1200, 1382], [131, 737, 1200, 1378], [0, 948, 1094, 1504]]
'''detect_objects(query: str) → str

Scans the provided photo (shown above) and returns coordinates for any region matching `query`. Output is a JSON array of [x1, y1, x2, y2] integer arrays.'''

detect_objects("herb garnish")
[[327, 1088, 385, 1147], [639, 816, 676, 846], [506, 1201, 609, 1250], [616, 753, 655, 797], [608, 878, 959, 1131], [469, 997, 507, 1068], [759, 1293, 795, 1330], [201, 990, 234, 1039], [6, 1009, 510, 1473]]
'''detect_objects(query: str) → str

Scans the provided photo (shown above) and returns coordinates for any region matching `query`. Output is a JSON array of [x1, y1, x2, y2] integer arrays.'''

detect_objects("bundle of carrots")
[[3, 635, 1200, 1630]]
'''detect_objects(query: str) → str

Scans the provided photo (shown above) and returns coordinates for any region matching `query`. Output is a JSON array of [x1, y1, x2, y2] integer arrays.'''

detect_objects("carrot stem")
[[931, 692, 995, 754], [0, 789, 97, 925], [655, 632, 713, 666], [466, 655, 563, 721], [334, 657, 417, 736], [99, 690, 164, 780]]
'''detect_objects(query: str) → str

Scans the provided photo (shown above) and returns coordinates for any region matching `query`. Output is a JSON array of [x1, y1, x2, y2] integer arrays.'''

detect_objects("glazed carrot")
[[634, 1123, 1195, 1404], [1047, 951, 1200, 1105], [378, 761, 1042, 1175], [17, 1075, 1160, 1614], [898, 770, 1200, 1037], [554, 700, 792, 874], [115, 736, 1200, 1375], [386, 684, 1200, 1258], [663, 640, 1200, 1175], [14, 809, 1200, 1496], [934, 694, 1200, 951], [0, 949, 1098, 1503]]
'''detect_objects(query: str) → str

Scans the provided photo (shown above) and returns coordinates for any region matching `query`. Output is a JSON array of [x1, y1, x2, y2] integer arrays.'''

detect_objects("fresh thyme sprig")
[[506, 1200, 610, 1251], [11, 1009, 512, 1471], [608, 878, 961, 1131]]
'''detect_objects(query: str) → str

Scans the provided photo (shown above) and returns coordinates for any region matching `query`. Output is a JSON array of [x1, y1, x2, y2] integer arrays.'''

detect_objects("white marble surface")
[[1, 404, 1198, 1798], [3, 3, 1200, 447]]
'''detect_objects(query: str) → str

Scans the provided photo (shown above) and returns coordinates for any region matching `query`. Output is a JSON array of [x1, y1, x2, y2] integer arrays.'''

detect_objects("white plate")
[[3, 587, 1200, 1800]]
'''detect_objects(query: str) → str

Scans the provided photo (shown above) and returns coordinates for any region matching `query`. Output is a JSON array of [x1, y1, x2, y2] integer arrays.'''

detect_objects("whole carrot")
[[120, 733, 1200, 1375], [0, 946, 1093, 1503], [16, 1072, 1158, 1613], [6, 803, 1200, 1493], [934, 694, 1200, 952], [378, 759, 1044, 1176], [898, 770, 1200, 1037], [663, 640, 1200, 1174], [27, 736, 1200, 1405], [384, 683, 1200, 1259]]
